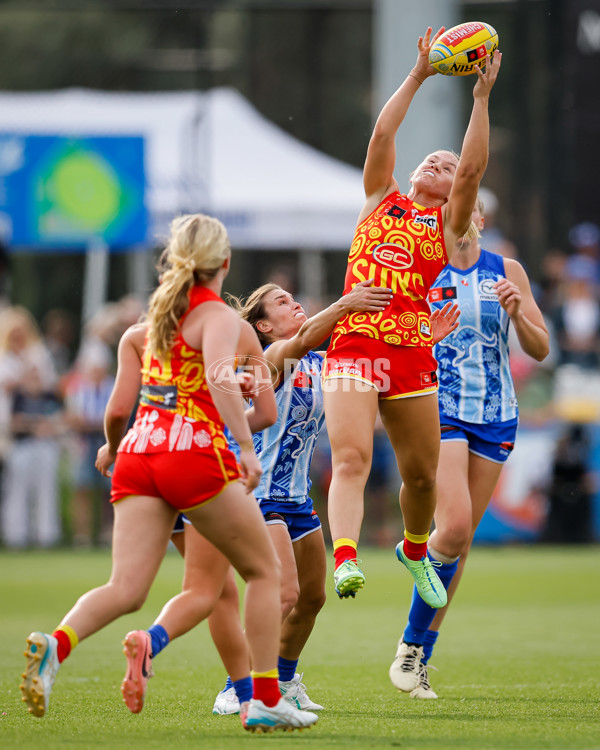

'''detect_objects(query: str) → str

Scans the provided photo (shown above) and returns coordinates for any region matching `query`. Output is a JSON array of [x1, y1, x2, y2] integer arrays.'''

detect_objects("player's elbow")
[[457, 159, 488, 184], [106, 403, 132, 423], [533, 341, 550, 362], [371, 122, 395, 143], [266, 402, 278, 427], [525, 333, 550, 362], [258, 402, 278, 430]]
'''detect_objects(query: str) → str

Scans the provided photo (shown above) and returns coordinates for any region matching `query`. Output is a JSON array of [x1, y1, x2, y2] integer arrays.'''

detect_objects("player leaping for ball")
[[323, 28, 501, 604]]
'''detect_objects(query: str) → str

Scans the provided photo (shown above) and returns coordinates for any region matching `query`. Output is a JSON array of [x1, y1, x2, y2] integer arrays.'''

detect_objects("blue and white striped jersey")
[[429, 248, 518, 424], [228, 349, 325, 503]]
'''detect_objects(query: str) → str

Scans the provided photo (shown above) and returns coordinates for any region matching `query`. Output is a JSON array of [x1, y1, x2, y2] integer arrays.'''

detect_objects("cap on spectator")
[[565, 254, 596, 281], [568, 222, 600, 249]]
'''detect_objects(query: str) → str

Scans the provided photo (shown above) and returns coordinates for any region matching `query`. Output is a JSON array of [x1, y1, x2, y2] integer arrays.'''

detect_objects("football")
[[429, 22, 498, 76]]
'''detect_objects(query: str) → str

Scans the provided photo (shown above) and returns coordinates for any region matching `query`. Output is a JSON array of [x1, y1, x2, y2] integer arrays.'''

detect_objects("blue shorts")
[[257, 497, 322, 542], [439, 415, 518, 464], [173, 513, 186, 533]]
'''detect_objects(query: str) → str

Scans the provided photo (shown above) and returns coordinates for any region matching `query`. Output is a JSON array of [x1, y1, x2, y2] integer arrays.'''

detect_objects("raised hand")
[[430, 301, 460, 344], [413, 26, 446, 81], [473, 50, 502, 98]]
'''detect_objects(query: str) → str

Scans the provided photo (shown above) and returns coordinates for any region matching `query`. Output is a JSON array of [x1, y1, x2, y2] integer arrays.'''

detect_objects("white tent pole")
[[82, 237, 109, 327]]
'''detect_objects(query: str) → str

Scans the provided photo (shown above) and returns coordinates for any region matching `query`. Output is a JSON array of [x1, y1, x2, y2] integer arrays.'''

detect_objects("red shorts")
[[110, 447, 241, 511], [324, 332, 438, 400]]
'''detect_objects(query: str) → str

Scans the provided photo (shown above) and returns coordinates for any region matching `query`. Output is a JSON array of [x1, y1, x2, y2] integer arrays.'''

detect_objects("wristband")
[[409, 73, 424, 85], [239, 440, 254, 451]]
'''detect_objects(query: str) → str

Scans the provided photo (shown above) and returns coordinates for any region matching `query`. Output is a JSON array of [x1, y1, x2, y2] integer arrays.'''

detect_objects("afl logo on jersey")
[[373, 243, 413, 271], [479, 278, 498, 301]]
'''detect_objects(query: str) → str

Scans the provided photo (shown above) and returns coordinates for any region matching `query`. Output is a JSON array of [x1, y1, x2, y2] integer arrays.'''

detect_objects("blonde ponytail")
[[147, 214, 230, 360]]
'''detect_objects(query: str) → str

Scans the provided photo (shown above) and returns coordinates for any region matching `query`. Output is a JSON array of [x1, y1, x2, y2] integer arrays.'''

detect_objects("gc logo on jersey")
[[373, 242, 413, 270], [479, 278, 498, 301]]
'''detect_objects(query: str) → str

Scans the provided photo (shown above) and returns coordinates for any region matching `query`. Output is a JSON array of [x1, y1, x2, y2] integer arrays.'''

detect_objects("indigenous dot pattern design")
[[332, 193, 448, 348]]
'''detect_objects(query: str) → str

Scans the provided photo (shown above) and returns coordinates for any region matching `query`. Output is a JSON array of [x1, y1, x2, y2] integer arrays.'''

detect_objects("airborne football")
[[429, 22, 499, 76]]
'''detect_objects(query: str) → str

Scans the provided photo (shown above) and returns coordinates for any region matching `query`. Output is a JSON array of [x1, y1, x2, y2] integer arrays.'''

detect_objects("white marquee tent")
[[0, 87, 365, 250]]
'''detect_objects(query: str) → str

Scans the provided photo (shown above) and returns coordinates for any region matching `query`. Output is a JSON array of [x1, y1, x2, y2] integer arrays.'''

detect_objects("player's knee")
[[334, 445, 371, 480], [403, 469, 436, 495], [296, 587, 326, 617], [280, 582, 300, 619], [111, 583, 148, 614], [240, 548, 282, 585], [436, 520, 470, 556]]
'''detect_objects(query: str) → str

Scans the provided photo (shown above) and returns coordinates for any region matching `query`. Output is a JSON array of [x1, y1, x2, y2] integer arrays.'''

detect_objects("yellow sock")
[[52, 624, 79, 662], [251, 669, 279, 680], [333, 538, 358, 567], [404, 530, 429, 544], [333, 537, 357, 552]]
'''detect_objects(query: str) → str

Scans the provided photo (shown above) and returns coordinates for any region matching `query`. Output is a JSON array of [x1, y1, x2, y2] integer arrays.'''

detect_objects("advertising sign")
[[0, 134, 146, 249]]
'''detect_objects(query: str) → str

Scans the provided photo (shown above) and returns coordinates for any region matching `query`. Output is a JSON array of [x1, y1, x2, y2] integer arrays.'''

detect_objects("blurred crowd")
[[0, 211, 598, 549], [0, 295, 144, 549]]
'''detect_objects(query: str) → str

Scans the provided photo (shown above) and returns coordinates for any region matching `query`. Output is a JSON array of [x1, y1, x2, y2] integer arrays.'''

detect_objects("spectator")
[[42, 308, 76, 380], [64, 346, 115, 547], [0, 306, 58, 504], [568, 222, 600, 283], [0, 308, 64, 546], [115, 294, 145, 333], [551, 256, 600, 369], [76, 303, 121, 376], [539, 248, 568, 313], [542, 422, 595, 543]]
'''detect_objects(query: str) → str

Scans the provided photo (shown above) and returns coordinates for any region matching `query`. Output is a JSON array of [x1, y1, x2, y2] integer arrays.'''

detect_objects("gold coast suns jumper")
[[324, 193, 448, 399], [111, 285, 241, 508]]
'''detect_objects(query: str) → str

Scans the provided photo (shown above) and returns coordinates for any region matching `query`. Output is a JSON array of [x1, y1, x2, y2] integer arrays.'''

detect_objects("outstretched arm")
[[265, 280, 392, 379], [360, 27, 445, 221], [444, 52, 502, 253]]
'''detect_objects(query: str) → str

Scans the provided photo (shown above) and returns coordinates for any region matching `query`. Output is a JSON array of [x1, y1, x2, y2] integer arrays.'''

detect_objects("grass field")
[[1, 545, 599, 750]]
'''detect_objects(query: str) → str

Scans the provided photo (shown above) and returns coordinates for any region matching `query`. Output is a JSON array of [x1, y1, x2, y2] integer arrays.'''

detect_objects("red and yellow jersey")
[[332, 192, 448, 347], [119, 285, 229, 455]]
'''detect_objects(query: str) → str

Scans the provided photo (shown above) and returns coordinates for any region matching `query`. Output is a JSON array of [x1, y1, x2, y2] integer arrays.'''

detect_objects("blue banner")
[[0, 134, 147, 249]]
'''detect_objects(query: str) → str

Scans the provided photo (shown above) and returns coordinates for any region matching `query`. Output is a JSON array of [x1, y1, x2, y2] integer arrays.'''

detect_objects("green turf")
[[1, 546, 599, 749]]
